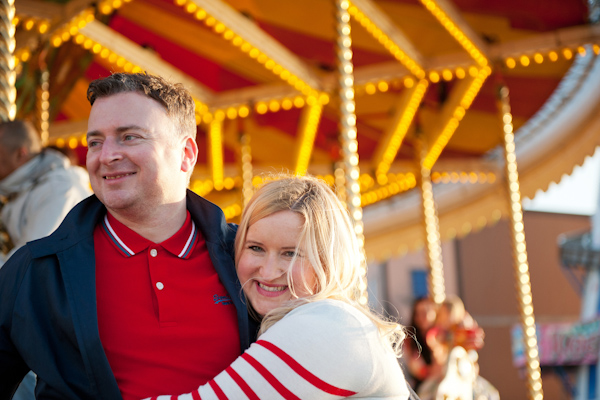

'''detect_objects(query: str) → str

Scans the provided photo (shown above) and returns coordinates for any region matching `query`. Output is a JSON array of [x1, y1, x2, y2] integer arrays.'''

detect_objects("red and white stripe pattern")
[[147, 340, 357, 400], [143, 300, 410, 400]]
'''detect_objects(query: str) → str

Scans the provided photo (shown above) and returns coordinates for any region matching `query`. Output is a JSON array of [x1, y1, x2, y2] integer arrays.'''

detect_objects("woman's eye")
[[283, 251, 297, 257], [249, 245, 263, 252]]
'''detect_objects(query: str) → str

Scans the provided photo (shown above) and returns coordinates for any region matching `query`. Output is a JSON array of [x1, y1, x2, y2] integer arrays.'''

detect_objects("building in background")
[[368, 150, 600, 399]]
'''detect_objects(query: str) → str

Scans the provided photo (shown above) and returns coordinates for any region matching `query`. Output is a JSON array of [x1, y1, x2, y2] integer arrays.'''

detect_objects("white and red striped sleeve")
[[145, 300, 409, 400]]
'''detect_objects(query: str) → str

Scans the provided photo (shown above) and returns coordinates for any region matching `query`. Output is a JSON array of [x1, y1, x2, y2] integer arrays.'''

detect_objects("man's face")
[[0, 140, 21, 181], [86, 92, 195, 217]]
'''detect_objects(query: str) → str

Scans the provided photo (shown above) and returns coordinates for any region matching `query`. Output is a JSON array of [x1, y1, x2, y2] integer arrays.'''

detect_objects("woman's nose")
[[259, 256, 285, 280]]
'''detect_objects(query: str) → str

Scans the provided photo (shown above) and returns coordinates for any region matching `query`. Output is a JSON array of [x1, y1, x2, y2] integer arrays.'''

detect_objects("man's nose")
[[98, 139, 123, 164]]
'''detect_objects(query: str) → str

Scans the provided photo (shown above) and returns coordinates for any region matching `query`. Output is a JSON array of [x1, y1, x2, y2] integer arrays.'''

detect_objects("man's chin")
[[98, 195, 136, 213]]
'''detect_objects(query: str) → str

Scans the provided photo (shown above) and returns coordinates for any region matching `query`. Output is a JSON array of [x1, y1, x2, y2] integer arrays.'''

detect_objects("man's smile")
[[103, 172, 136, 180]]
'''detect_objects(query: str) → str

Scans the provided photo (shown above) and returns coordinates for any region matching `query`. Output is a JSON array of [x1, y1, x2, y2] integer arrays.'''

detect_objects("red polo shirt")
[[95, 211, 240, 400]]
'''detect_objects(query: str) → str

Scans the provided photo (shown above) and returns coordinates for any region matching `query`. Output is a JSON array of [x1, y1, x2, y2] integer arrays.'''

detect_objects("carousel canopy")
[[10, 0, 600, 260]]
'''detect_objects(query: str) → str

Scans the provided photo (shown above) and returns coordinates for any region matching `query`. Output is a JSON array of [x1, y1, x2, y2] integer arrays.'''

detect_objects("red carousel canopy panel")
[[15, 0, 595, 214]]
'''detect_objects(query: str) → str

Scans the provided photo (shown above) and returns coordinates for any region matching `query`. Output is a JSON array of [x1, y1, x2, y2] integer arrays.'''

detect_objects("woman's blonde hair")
[[235, 174, 405, 354]]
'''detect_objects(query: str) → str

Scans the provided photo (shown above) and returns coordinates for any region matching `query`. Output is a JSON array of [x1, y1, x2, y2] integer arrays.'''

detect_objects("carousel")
[[3, 0, 600, 398]]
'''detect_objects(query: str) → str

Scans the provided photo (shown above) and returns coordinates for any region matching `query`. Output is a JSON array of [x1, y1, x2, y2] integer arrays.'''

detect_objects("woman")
[[404, 297, 437, 391], [147, 175, 412, 399]]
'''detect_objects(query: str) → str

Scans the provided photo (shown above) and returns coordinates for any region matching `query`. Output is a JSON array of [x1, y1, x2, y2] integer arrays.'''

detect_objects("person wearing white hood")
[[0, 120, 91, 265], [0, 119, 91, 399]]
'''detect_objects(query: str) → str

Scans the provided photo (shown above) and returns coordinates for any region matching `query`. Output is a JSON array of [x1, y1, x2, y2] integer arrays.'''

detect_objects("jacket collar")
[[27, 189, 235, 258], [27, 194, 105, 258], [184, 190, 256, 350], [185, 189, 234, 246]]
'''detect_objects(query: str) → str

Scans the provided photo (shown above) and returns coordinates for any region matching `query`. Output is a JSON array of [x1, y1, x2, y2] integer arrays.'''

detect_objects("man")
[[0, 120, 91, 400], [0, 120, 91, 266], [0, 73, 256, 399]]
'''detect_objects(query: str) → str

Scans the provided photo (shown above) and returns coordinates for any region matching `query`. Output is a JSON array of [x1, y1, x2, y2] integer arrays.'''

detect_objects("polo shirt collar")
[[101, 211, 199, 259]]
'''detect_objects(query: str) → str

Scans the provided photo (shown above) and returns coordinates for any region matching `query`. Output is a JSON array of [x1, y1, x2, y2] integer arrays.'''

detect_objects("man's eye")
[[88, 141, 100, 148], [124, 135, 136, 141]]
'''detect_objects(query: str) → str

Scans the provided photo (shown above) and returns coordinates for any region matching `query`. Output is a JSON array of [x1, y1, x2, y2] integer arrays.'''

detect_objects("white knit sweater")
[[147, 299, 410, 399]]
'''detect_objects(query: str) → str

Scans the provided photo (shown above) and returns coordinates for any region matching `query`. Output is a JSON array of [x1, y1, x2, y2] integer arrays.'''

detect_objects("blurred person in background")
[[0, 120, 91, 265], [418, 295, 497, 400], [46, 144, 90, 185], [404, 297, 438, 391]]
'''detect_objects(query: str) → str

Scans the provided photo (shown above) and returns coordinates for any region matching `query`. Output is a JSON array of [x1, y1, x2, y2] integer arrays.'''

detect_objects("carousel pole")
[[497, 83, 543, 400], [415, 132, 446, 305], [334, 0, 368, 304], [37, 57, 50, 144], [0, 0, 15, 121], [0, 0, 14, 263], [240, 127, 253, 207]]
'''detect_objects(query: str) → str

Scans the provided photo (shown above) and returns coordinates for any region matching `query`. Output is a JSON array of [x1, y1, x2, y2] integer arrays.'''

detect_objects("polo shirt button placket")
[[150, 249, 163, 291]]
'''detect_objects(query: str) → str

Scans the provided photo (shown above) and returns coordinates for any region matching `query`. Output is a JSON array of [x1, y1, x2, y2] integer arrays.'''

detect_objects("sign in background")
[[512, 319, 600, 368]]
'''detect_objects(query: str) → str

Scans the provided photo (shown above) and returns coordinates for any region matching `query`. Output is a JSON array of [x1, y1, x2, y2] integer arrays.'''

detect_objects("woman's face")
[[414, 299, 436, 332], [237, 210, 317, 317]]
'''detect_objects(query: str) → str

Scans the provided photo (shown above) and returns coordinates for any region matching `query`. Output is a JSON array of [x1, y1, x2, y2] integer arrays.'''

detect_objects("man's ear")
[[181, 137, 198, 173]]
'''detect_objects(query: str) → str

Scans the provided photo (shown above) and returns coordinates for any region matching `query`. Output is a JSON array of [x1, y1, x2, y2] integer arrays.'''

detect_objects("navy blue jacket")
[[0, 191, 257, 399]]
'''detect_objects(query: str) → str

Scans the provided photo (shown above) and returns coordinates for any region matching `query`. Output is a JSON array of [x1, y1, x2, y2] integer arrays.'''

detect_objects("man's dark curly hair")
[[87, 72, 197, 139]]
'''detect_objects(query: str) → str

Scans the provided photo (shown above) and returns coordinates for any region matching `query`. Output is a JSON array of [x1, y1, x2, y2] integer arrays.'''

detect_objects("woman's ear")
[[181, 137, 198, 173]]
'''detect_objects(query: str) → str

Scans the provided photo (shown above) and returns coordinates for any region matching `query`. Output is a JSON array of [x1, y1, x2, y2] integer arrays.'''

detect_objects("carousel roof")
[[12, 0, 600, 259]]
